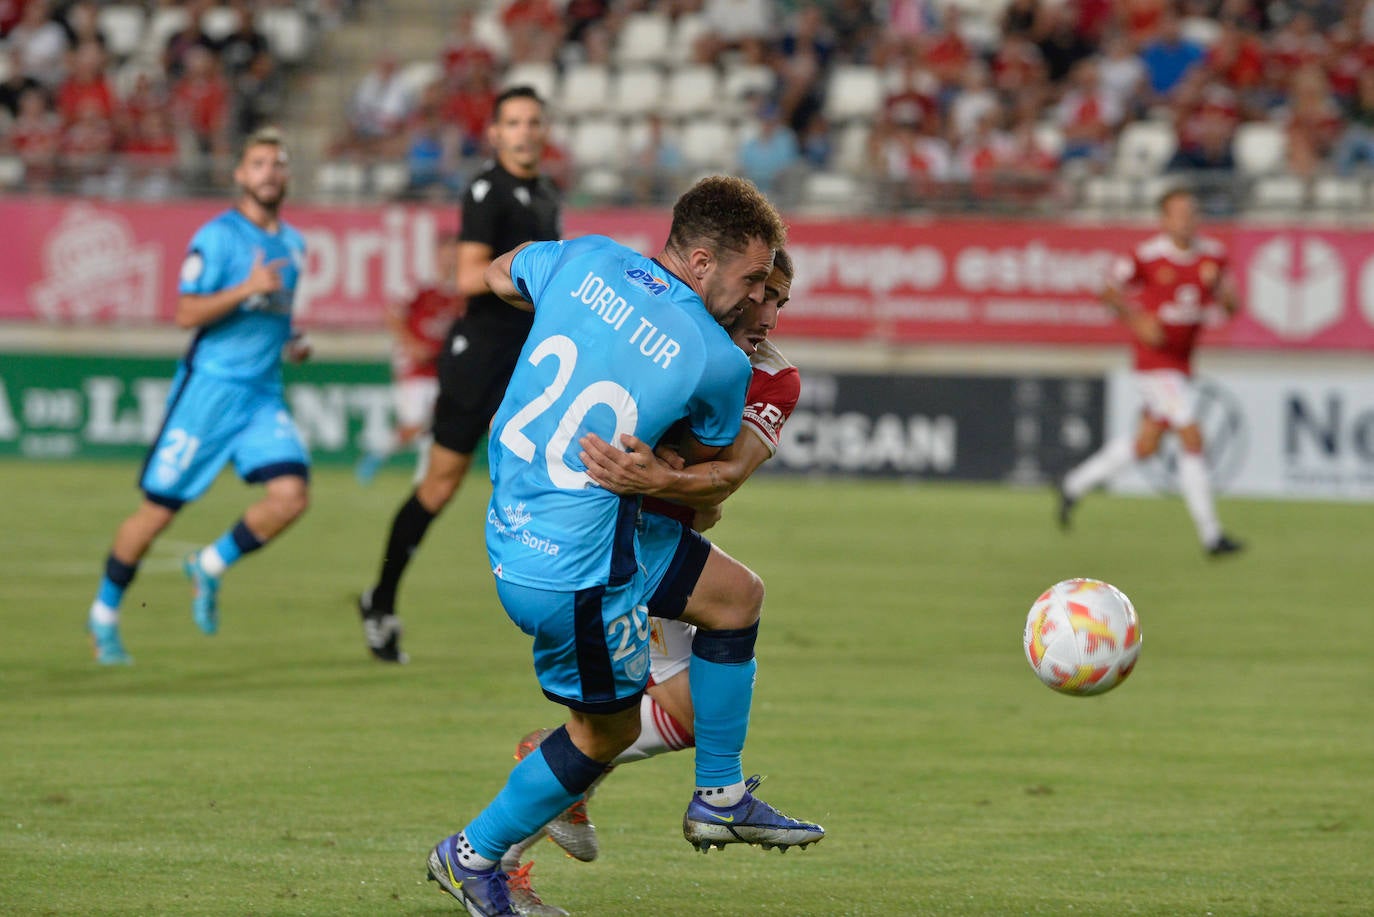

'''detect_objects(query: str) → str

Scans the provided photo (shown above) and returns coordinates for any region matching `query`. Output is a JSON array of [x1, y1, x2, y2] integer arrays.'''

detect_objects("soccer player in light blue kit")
[[85, 128, 311, 664], [426, 177, 824, 916]]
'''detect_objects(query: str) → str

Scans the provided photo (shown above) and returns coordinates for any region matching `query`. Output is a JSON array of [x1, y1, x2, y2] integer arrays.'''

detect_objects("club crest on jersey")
[[624, 268, 668, 296], [1155, 266, 1176, 285]]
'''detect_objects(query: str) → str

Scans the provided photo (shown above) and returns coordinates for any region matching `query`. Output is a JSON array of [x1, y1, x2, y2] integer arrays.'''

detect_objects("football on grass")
[[1023, 578, 1141, 696]]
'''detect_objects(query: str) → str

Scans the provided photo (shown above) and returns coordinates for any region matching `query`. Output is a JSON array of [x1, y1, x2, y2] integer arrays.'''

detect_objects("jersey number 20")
[[498, 335, 638, 489]]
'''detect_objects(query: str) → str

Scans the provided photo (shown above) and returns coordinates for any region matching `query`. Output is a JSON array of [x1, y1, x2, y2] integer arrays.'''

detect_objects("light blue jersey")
[[487, 235, 751, 592], [139, 208, 309, 507], [178, 208, 307, 386]]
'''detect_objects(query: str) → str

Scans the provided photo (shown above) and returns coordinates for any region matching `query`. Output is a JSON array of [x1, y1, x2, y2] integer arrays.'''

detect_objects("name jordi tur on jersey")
[[570, 269, 681, 369]]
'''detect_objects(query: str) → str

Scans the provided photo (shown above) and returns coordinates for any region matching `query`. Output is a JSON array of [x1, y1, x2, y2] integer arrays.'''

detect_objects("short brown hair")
[[667, 175, 787, 261], [772, 247, 794, 281], [1157, 186, 1194, 212]]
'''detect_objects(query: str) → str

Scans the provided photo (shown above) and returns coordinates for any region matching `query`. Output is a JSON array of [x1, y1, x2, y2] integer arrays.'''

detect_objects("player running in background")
[[354, 232, 464, 485], [1058, 188, 1244, 557], [425, 179, 823, 917], [358, 85, 561, 664], [498, 250, 800, 915], [85, 128, 311, 664]]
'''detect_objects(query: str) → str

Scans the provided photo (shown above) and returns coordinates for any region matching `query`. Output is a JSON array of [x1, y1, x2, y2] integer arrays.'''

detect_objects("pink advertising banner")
[[2, 198, 1371, 351]]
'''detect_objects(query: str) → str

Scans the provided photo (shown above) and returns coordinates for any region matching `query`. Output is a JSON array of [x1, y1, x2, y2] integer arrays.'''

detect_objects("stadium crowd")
[[6, 0, 1374, 211], [0, 0, 326, 195]]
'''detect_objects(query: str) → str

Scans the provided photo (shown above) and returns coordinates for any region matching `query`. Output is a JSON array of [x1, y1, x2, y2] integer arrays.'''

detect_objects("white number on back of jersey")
[[498, 335, 639, 489]]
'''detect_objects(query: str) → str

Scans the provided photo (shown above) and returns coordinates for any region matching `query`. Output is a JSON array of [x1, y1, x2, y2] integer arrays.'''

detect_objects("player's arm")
[[1215, 271, 1240, 317], [1101, 259, 1163, 347], [455, 241, 496, 297], [484, 242, 537, 309], [175, 251, 285, 329], [579, 430, 762, 510]]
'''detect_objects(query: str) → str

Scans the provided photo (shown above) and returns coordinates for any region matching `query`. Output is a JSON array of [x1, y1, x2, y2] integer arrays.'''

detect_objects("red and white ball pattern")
[[1024, 578, 1141, 696]]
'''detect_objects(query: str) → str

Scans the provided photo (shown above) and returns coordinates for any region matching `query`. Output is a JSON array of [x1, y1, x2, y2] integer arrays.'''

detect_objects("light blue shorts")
[[496, 574, 653, 714], [139, 367, 309, 509]]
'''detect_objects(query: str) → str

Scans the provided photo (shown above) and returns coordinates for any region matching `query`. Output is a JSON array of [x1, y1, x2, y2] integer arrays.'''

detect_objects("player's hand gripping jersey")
[[486, 235, 752, 591], [179, 209, 306, 386], [1109, 232, 1228, 375]]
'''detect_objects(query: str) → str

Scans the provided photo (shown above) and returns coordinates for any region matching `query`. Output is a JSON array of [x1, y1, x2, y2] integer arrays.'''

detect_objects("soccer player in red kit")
[[1059, 188, 1244, 556], [498, 250, 803, 914], [355, 234, 464, 484]]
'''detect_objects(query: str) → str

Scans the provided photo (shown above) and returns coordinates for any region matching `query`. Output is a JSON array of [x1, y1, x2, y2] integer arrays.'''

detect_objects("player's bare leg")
[[185, 474, 309, 636], [1058, 416, 1164, 530], [359, 443, 473, 663], [88, 500, 178, 664]]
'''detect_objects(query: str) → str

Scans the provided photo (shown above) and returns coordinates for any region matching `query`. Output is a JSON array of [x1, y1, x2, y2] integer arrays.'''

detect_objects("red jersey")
[[393, 286, 464, 379], [643, 341, 801, 525], [1108, 232, 1227, 374]]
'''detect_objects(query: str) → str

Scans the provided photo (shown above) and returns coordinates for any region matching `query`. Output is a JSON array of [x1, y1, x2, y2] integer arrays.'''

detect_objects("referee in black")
[[359, 85, 562, 662]]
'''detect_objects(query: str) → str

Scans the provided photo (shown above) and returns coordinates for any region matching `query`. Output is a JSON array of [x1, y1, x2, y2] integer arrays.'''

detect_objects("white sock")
[[612, 695, 694, 765], [198, 545, 228, 577], [453, 831, 498, 871], [89, 600, 119, 626], [411, 433, 433, 484], [1177, 451, 1222, 547], [695, 781, 747, 807], [1064, 436, 1137, 499]]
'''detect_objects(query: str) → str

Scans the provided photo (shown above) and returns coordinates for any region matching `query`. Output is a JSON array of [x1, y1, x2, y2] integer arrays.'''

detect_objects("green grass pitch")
[[2, 460, 1370, 916]]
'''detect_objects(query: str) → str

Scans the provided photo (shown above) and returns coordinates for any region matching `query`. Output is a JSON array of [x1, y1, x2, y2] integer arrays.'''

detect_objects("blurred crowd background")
[[2, 0, 1372, 216]]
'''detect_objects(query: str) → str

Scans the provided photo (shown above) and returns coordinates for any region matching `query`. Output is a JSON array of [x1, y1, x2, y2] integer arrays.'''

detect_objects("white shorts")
[[648, 617, 696, 684], [1135, 370, 1199, 429], [394, 377, 439, 430]]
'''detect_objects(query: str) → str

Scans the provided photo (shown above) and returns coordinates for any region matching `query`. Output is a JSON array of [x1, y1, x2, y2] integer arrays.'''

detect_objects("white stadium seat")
[[1082, 175, 1135, 211], [722, 64, 776, 109], [370, 161, 411, 198], [315, 161, 367, 199], [610, 65, 664, 118], [669, 13, 709, 65], [801, 171, 866, 210], [558, 64, 612, 119], [1232, 122, 1287, 175], [139, 6, 189, 66], [1248, 175, 1306, 210], [1311, 176, 1366, 213], [833, 122, 872, 174], [823, 66, 884, 123], [98, 5, 146, 59], [663, 65, 720, 119], [258, 7, 312, 65], [0, 155, 25, 189], [397, 60, 442, 99], [568, 116, 625, 170], [502, 62, 559, 104], [200, 6, 240, 43], [1113, 121, 1177, 177], [679, 118, 736, 170], [615, 13, 672, 67]]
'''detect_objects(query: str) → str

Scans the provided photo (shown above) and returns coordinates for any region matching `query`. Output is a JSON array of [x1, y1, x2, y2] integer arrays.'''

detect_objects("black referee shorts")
[[431, 317, 529, 455]]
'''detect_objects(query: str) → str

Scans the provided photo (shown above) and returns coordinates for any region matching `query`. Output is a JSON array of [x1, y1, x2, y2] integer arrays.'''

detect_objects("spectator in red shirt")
[[56, 41, 115, 125], [442, 65, 497, 157], [171, 44, 231, 157], [440, 9, 498, 79], [61, 94, 116, 177], [501, 0, 563, 63], [1281, 63, 1343, 176], [7, 85, 62, 183]]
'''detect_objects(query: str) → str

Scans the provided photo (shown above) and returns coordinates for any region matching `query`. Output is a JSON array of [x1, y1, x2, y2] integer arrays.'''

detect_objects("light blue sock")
[[205, 520, 263, 573], [689, 623, 759, 788], [464, 727, 605, 860], [95, 554, 138, 612]]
